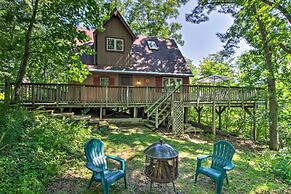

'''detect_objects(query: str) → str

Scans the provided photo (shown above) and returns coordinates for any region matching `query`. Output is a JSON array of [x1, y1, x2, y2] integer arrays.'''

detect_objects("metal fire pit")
[[144, 139, 179, 192]]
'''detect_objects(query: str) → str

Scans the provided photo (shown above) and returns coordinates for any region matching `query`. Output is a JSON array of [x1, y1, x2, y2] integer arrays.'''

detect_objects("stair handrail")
[[145, 89, 170, 113], [145, 85, 180, 115]]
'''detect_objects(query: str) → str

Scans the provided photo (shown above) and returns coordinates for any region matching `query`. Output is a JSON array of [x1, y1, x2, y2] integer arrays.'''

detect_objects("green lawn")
[[0, 107, 289, 193], [46, 127, 290, 194]]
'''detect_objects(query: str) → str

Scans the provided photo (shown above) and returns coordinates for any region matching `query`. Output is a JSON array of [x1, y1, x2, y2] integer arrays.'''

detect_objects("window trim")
[[162, 77, 183, 87], [106, 37, 124, 52], [162, 77, 183, 92], [100, 77, 109, 86], [147, 40, 159, 50]]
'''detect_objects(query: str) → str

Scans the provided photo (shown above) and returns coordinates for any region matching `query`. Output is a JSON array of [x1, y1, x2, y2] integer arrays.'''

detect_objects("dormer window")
[[106, 37, 124, 52], [147, 40, 159, 50]]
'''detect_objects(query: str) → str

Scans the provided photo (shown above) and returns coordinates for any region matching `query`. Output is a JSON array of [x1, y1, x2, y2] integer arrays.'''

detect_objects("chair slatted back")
[[85, 139, 107, 170], [211, 140, 235, 171]]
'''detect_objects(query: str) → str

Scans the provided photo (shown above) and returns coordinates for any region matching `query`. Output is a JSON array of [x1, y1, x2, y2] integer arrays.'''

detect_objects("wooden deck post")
[[244, 105, 257, 142], [215, 107, 227, 131], [212, 86, 216, 136], [126, 86, 129, 107], [31, 84, 35, 107], [133, 107, 138, 118], [194, 107, 203, 124], [253, 103, 257, 142], [196, 85, 200, 106], [184, 107, 188, 123], [99, 107, 103, 120], [146, 87, 149, 105], [155, 108, 159, 129], [105, 86, 108, 107], [212, 104, 216, 136], [56, 85, 60, 107]]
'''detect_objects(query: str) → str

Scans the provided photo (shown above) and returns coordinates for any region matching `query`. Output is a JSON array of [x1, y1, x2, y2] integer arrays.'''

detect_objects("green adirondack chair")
[[194, 140, 235, 194], [84, 138, 127, 194]]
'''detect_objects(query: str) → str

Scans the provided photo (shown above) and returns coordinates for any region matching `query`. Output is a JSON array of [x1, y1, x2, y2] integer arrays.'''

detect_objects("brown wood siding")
[[84, 73, 118, 86], [155, 76, 162, 87], [183, 77, 189, 85], [93, 77, 99, 85], [96, 16, 133, 66]]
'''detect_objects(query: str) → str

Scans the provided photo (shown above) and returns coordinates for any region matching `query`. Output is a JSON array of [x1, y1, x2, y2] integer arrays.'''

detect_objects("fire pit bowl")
[[144, 139, 179, 192]]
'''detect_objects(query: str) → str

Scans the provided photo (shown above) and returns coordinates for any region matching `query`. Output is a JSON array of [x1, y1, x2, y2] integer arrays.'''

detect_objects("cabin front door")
[[119, 74, 133, 103]]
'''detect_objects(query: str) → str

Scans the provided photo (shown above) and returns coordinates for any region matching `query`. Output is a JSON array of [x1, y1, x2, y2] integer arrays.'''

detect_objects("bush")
[[0, 105, 93, 193], [271, 148, 291, 183], [256, 148, 291, 184]]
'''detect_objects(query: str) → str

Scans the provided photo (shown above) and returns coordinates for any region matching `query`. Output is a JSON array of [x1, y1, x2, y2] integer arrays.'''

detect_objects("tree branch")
[[260, 0, 291, 23], [279, 43, 291, 54], [14, 0, 39, 99]]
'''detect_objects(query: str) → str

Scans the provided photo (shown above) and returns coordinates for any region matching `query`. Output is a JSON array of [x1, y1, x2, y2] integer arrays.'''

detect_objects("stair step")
[[148, 119, 155, 125], [144, 123, 155, 129]]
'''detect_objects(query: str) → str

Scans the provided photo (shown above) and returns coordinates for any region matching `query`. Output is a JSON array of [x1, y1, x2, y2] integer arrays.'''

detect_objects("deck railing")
[[181, 85, 263, 104], [4, 83, 264, 106]]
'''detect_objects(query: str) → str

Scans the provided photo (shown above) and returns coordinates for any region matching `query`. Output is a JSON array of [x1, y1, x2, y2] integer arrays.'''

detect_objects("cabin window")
[[106, 38, 124, 52], [162, 77, 182, 91], [147, 40, 159, 50], [100, 77, 109, 86]]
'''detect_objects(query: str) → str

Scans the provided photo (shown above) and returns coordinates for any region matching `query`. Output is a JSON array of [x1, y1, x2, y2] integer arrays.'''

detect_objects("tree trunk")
[[14, 0, 39, 100], [254, 6, 279, 150]]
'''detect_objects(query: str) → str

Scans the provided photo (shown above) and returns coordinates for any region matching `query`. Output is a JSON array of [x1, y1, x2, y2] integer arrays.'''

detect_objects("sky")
[[174, 1, 251, 65]]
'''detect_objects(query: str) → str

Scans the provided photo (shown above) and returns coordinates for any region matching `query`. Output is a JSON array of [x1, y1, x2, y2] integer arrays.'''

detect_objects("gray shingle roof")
[[81, 35, 192, 76]]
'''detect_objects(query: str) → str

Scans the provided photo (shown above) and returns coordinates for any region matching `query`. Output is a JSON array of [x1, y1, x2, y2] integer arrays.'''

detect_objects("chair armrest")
[[223, 162, 235, 171], [106, 155, 126, 171], [197, 154, 211, 161], [196, 155, 211, 170], [86, 162, 103, 173]]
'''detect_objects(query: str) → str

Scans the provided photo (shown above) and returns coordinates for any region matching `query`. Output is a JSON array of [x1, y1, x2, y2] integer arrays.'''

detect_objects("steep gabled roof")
[[102, 8, 136, 40], [87, 35, 192, 76]]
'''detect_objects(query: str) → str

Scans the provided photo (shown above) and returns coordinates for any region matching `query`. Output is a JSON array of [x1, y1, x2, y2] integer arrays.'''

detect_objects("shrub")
[[0, 105, 93, 193], [256, 148, 291, 184]]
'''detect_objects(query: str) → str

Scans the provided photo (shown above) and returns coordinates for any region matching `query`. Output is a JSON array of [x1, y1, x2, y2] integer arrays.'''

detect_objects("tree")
[[113, 0, 185, 45], [0, 0, 111, 98], [199, 54, 234, 79], [185, 0, 291, 150]]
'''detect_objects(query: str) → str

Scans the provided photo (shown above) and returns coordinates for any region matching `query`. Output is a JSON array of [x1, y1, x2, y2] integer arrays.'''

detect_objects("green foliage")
[[199, 53, 234, 78], [0, 92, 4, 100], [0, 105, 93, 193], [0, 0, 111, 84], [185, 0, 290, 150], [114, 0, 185, 45], [256, 148, 291, 184]]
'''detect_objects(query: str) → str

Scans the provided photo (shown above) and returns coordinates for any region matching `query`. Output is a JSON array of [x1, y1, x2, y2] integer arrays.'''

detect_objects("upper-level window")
[[147, 40, 159, 50], [106, 37, 124, 52], [100, 77, 109, 86]]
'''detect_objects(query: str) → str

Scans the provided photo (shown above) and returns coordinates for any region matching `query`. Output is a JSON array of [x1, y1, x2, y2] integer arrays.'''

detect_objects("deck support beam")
[[212, 104, 216, 136], [99, 107, 106, 120], [215, 107, 227, 131], [184, 107, 188, 123], [133, 107, 138, 118], [194, 107, 203, 124], [99, 107, 102, 119], [244, 105, 257, 142]]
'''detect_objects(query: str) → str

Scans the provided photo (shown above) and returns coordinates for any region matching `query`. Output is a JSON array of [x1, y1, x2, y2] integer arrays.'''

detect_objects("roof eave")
[[88, 68, 194, 77]]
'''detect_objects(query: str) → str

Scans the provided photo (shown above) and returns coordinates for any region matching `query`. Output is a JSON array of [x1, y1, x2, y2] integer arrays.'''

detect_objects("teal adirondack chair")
[[84, 138, 127, 194], [194, 140, 235, 194]]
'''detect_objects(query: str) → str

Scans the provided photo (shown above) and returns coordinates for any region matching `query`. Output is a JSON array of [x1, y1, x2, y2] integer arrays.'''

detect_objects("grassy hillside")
[[0, 105, 289, 193]]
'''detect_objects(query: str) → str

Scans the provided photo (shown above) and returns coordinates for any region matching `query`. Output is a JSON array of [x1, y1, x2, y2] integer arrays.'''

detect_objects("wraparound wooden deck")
[[5, 83, 265, 108]]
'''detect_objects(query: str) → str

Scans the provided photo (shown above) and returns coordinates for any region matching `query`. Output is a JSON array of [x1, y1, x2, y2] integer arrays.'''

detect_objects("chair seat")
[[94, 170, 125, 185], [198, 167, 222, 180]]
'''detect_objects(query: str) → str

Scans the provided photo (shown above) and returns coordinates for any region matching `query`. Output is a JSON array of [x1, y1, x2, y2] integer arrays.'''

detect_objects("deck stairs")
[[144, 87, 179, 130]]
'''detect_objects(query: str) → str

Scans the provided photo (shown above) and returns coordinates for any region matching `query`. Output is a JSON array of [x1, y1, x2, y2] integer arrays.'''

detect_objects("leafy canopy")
[[0, 0, 111, 83]]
